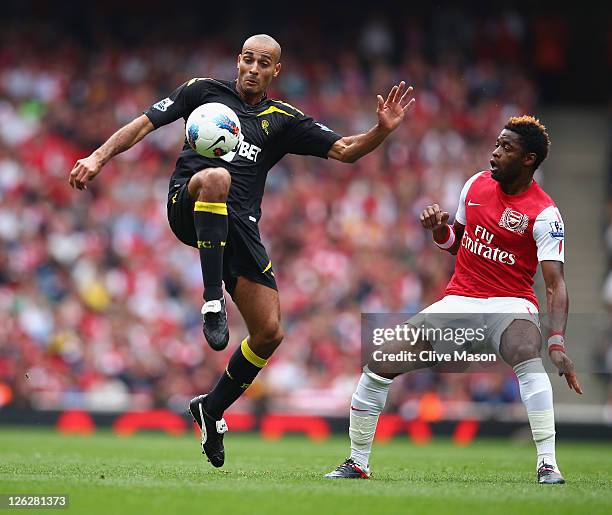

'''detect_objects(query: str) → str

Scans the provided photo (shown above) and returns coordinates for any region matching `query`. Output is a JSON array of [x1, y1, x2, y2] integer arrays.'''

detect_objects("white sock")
[[348, 366, 393, 468], [514, 358, 557, 470]]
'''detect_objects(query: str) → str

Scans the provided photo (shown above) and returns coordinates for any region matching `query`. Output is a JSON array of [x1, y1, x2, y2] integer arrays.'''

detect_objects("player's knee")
[[503, 341, 540, 367], [500, 320, 541, 366], [266, 323, 284, 348], [190, 167, 231, 202], [256, 321, 284, 352]]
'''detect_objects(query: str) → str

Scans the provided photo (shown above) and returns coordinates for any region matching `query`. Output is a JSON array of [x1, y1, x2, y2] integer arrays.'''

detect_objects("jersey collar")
[[231, 80, 268, 107], [495, 175, 537, 201]]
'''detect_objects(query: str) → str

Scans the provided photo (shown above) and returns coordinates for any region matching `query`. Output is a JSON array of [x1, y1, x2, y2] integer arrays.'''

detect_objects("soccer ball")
[[186, 103, 241, 158]]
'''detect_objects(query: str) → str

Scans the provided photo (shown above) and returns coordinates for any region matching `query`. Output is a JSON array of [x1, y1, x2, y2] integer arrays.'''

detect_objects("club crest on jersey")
[[498, 208, 529, 235], [261, 119, 270, 136], [549, 221, 564, 240]]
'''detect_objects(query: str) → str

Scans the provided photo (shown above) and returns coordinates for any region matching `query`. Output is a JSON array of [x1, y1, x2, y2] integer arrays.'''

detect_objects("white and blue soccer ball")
[[186, 103, 241, 158]]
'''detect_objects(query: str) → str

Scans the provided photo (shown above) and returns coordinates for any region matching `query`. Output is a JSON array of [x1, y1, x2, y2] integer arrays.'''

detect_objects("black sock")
[[206, 338, 268, 419], [193, 201, 228, 301]]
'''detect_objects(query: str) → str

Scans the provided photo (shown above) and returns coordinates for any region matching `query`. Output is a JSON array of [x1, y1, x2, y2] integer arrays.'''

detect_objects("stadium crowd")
[[1, 14, 544, 416]]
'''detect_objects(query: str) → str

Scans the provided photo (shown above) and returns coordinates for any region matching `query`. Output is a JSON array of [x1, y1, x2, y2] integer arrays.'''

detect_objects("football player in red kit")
[[327, 116, 581, 484]]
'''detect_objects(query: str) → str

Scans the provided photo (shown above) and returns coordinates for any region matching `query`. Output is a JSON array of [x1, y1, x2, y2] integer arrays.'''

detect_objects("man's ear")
[[273, 62, 282, 78], [524, 152, 537, 168], [236, 53, 241, 70]]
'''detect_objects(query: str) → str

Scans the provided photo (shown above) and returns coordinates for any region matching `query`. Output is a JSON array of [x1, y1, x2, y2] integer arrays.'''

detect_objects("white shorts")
[[407, 295, 540, 353]]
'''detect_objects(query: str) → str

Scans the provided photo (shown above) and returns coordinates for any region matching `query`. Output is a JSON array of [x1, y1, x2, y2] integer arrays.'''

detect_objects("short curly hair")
[[504, 115, 551, 170]]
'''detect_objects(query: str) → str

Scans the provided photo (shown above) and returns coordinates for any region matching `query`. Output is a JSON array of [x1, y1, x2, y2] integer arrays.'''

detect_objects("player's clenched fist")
[[69, 155, 102, 191], [420, 204, 450, 231]]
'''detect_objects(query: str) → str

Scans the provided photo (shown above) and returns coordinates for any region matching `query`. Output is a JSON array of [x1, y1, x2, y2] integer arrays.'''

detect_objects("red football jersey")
[[445, 171, 565, 308]]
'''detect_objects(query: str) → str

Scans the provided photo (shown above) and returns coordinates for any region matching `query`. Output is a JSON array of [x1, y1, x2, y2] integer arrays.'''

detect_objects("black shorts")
[[167, 181, 277, 297]]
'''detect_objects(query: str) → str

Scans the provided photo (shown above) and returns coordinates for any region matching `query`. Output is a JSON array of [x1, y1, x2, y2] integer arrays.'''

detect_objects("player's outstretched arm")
[[69, 114, 155, 190], [541, 261, 582, 394], [420, 203, 464, 255], [327, 81, 415, 163]]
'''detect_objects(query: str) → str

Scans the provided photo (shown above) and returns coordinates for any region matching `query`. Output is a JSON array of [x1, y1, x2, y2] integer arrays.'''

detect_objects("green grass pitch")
[[0, 428, 610, 515]]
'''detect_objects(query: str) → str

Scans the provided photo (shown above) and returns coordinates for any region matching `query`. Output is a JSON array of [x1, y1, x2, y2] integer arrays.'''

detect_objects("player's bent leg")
[[188, 167, 231, 203], [500, 319, 565, 484], [191, 277, 281, 467], [188, 168, 232, 350], [326, 332, 435, 479], [231, 276, 283, 359]]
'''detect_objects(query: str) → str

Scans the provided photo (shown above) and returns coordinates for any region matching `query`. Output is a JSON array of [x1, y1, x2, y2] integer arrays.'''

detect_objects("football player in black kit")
[[69, 34, 415, 468]]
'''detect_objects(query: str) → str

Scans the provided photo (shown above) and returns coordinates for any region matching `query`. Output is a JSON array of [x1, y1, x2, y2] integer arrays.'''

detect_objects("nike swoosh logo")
[[350, 406, 368, 412], [205, 135, 225, 150], [467, 200, 481, 206]]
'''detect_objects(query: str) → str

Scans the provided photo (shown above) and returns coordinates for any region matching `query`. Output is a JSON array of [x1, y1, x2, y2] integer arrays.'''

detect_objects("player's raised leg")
[[190, 277, 283, 467], [326, 333, 434, 478], [500, 319, 564, 484], [188, 167, 231, 350]]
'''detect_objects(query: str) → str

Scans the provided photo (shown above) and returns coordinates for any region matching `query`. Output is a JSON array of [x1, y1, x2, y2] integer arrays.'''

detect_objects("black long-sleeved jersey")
[[144, 78, 342, 220]]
